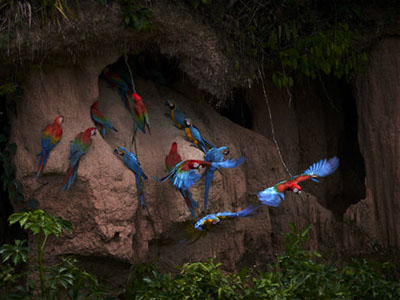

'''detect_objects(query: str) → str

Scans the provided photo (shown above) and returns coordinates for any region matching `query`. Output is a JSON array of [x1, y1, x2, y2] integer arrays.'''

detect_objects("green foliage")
[[124, 258, 243, 299], [9, 209, 72, 238], [1, 210, 109, 300], [0, 239, 30, 266], [270, 22, 368, 88], [187, 0, 392, 88], [124, 223, 400, 300], [120, 0, 153, 31]]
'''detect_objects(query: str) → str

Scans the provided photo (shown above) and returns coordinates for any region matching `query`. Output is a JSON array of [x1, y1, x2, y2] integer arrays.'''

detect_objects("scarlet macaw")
[[100, 67, 133, 111], [36, 115, 64, 178], [114, 146, 148, 208], [165, 142, 198, 217], [204, 147, 240, 211], [258, 156, 340, 207], [131, 93, 151, 136], [165, 100, 186, 129], [90, 101, 118, 138], [185, 204, 260, 243], [62, 127, 97, 191], [183, 118, 215, 153]]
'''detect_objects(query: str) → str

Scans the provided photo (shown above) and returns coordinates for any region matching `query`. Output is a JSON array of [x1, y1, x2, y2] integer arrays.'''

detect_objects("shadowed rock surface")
[[3, 0, 400, 288]]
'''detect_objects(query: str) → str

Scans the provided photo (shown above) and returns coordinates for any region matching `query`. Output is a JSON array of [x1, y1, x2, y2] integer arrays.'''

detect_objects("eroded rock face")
[[344, 37, 400, 259], [10, 52, 343, 282]]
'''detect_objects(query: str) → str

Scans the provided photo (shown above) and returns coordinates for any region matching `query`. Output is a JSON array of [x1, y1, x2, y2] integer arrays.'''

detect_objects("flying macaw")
[[62, 127, 97, 191], [165, 100, 186, 129], [36, 115, 64, 178], [204, 147, 242, 211], [156, 157, 245, 190], [257, 156, 340, 207], [185, 204, 261, 243], [114, 146, 148, 208], [90, 101, 118, 138], [131, 93, 151, 136], [165, 142, 198, 217], [100, 67, 133, 111], [183, 118, 215, 153], [155, 157, 245, 214]]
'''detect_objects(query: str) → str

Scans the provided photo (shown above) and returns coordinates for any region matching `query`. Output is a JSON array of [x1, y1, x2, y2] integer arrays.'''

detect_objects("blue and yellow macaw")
[[183, 118, 215, 153], [114, 146, 148, 208], [258, 156, 340, 207], [185, 204, 261, 243], [36, 115, 64, 178], [166, 100, 186, 129], [203, 147, 245, 211], [62, 127, 97, 191]]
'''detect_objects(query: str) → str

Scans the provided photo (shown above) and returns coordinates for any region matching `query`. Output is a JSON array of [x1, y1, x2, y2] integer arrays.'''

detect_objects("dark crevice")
[[310, 77, 367, 218], [102, 46, 182, 89], [0, 94, 26, 246], [217, 88, 253, 129], [333, 80, 366, 216]]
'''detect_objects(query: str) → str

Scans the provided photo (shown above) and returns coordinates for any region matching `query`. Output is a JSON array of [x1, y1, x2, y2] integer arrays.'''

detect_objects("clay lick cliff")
[[2, 0, 400, 283]]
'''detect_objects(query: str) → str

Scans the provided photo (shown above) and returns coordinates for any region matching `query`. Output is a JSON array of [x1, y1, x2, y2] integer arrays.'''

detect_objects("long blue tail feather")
[[237, 204, 261, 218], [203, 168, 215, 211]]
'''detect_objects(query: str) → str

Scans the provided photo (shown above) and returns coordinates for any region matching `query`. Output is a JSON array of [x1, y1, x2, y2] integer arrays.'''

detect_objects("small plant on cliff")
[[120, 0, 153, 31], [0, 210, 109, 299]]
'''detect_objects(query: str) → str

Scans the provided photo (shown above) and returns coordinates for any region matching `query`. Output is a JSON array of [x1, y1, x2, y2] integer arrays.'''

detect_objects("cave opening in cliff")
[[218, 88, 253, 129], [328, 79, 366, 217], [99, 47, 182, 93]]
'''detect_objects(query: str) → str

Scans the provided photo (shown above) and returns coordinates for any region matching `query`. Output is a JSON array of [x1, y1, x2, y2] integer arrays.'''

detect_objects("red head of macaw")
[[257, 156, 340, 207], [131, 93, 151, 135], [62, 127, 97, 191], [90, 101, 118, 138], [36, 115, 64, 178]]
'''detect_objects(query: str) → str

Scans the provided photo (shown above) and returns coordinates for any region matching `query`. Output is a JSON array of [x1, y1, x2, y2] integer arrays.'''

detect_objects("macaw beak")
[[113, 147, 124, 158]]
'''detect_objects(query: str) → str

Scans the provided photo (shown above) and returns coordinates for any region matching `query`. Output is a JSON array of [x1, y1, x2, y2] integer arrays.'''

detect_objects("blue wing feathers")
[[303, 156, 340, 177], [211, 157, 246, 169], [258, 186, 284, 207]]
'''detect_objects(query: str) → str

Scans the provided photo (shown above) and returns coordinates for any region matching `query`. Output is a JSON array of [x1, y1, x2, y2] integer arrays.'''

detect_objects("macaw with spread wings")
[[257, 157, 340, 207]]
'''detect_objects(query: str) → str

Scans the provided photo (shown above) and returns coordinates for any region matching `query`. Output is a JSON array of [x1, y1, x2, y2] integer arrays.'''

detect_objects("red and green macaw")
[[100, 67, 133, 111], [114, 146, 148, 208], [166, 100, 186, 129], [257, 156, 340, 207], [183, 118, 215, 153], [185, 204, 260, 243], [131, 92, 151, 135], [165, 142, 198, 217], [62, 127, 97, 191], [36, 115, 64, 178], [90, 101, 118, 138]]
